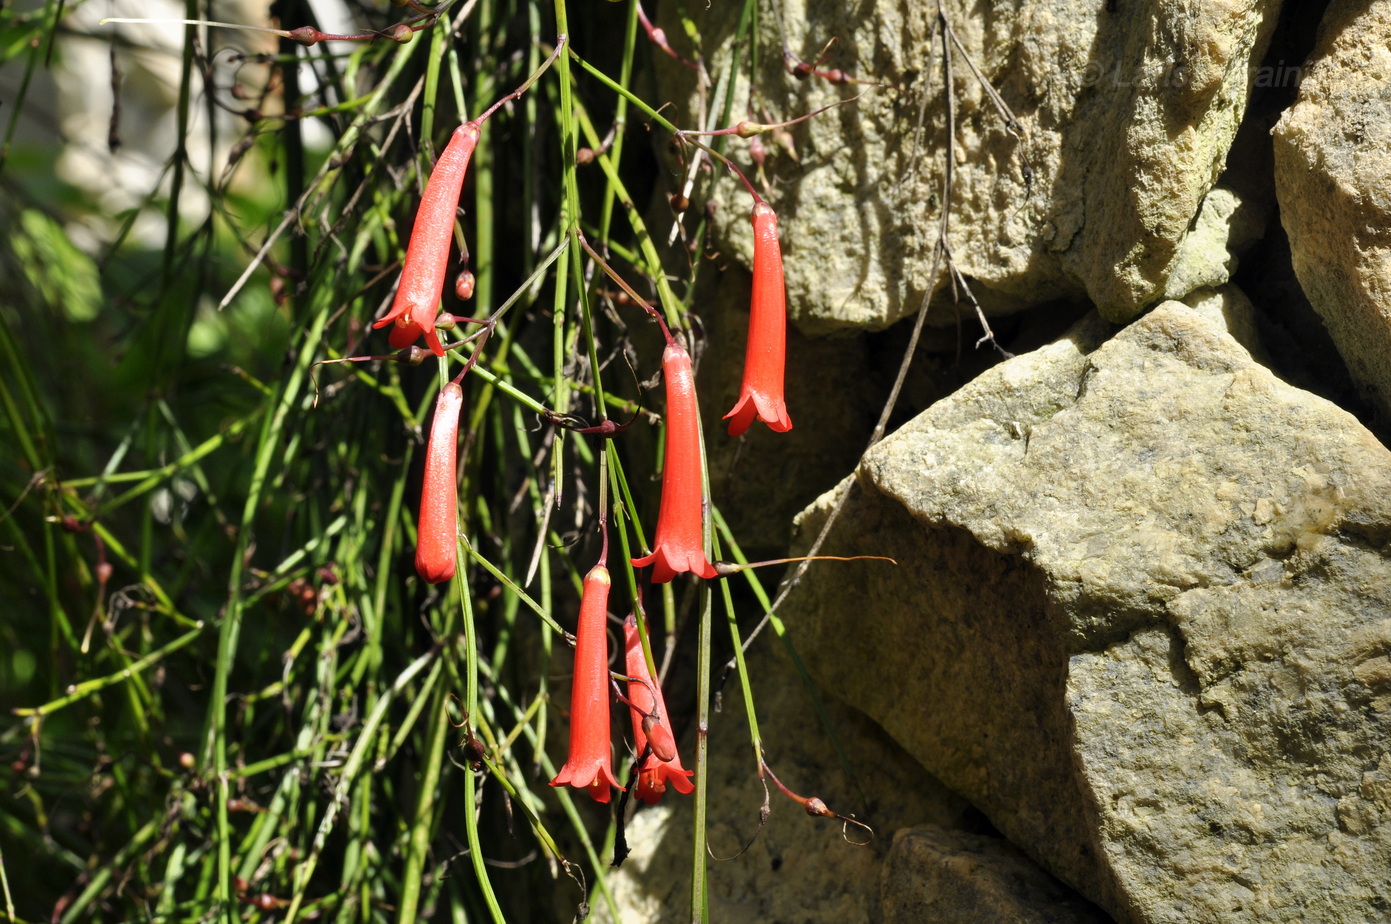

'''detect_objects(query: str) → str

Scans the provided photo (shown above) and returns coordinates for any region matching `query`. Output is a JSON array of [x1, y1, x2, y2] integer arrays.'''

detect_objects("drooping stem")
[[711, 554, 895, 576], [761, 759, 873, 845]]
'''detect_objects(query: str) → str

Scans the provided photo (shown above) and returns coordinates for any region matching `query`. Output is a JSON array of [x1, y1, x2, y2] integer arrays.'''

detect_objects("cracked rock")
[[656, 0, 1281, 332], [787, 300, 1391, 922]]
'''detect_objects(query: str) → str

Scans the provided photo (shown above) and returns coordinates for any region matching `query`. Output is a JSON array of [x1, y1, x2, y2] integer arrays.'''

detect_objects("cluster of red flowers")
[[386, 110, 793, 806]]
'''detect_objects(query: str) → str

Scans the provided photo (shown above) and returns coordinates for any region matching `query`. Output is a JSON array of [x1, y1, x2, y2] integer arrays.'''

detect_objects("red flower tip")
[[725, 202, 791, 436], [415, 383, 464, 584], [623, 616, 693, 805], [550, 564, 623, 803], [375, 122, 482, 355], [631, 342, 718, 583]]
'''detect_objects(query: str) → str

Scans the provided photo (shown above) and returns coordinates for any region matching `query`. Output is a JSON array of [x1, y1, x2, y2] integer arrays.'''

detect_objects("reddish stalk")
[[541, 410, 640, 438], [635, 3, 701, 72], [761, 760, 873, 845], [711, 555, 895, 577], [783, 37, 896, 89], [576, 232, 673, 340], [676, 96, 859, 141]]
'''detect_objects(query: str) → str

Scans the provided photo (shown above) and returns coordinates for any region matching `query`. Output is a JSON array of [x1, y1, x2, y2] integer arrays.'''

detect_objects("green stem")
[[458, 573, 505, 921], [204, 300, 332, 923], [691, 583, 712, 923], [571, 102, 687, 328], [398, 655, 456, 920], [12, 621, 205, 718], [282, 642, 442, 923], [59, 819, 161, 924], [714, 546, 762, 761]]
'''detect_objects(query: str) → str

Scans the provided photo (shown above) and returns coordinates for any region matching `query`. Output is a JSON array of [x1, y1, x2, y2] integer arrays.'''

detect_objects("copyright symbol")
[[1081, 61, 1103, 88]]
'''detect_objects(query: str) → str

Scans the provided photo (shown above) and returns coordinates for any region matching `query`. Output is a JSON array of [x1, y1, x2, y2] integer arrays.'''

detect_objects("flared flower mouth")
[[550, 564, 623, 803], [549, 757, 623, 804], [724, 201, 792, 436], [635, 764, 694, 805], [724, 389, 791, 437], [631, 542, 717, 585]]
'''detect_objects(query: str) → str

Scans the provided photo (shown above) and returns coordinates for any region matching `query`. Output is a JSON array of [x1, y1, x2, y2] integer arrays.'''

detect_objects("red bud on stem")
[[415, 383, 464, 583], [761, 759, 874, 845]]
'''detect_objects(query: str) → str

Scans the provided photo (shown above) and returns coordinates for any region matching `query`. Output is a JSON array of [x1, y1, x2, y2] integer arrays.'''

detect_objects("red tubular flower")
[[725, 201, 792, 436], [550, 564, 623, 803], [414, 382, 464, 584], [373, 121, 482, 356], [631, 341, 718, 583], [623, 615, 693, 805]]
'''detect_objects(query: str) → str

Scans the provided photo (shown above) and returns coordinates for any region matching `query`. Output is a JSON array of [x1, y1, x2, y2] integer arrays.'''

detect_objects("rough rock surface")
[[786, 300, 1391, 922], [1163, 187, 1268, 302], [656, 0, 1281, 333], [1181, 285, 1266, 364], [881, 825, 1112, 923], [594, 639, 996, 923], [1273, 0, 1391, 423], [695, 224, 1096, 559]]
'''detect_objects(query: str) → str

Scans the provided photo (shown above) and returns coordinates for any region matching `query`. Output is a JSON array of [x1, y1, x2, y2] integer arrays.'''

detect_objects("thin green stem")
[[458, 572, 506, 920], [714, 545, 762, 761], [282, 642, 442, 922], [690, 583, 712, 923], [12, 622, 205, 718]]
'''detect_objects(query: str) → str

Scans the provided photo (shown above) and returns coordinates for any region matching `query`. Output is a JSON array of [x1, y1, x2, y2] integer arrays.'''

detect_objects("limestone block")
[[788, 300, 1391, 922], [1273, 0, 1391, 422]]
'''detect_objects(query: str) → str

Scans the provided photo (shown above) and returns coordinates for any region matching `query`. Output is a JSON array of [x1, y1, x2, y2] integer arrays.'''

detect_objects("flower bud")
[[415, 383, 465, 584], [454, 270, 475, 300]]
